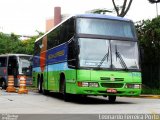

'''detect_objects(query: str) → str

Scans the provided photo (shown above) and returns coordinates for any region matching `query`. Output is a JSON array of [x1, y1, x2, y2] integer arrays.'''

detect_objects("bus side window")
[[68, 40, 76, 68]]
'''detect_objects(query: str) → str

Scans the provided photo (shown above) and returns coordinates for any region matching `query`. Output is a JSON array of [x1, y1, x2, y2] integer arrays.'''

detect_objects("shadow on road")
[[1, 89, 136, 105], [44, 92, 135, 105]]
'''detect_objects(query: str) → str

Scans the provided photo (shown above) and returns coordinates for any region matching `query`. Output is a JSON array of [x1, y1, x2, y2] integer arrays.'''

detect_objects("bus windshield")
[[19, 56, 32, 76], [77, 18, 136, 38], [111, 40, 139, 70], [78, 38, 139, 70]]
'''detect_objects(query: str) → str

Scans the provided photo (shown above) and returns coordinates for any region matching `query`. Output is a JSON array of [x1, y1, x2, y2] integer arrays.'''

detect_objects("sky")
[[0, 0, 159, 36]]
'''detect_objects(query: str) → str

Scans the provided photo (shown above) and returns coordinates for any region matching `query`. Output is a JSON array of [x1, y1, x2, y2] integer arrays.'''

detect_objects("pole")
[[156, 2, 158, 17]]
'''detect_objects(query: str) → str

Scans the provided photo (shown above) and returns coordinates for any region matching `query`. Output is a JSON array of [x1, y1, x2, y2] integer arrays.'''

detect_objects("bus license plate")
[[107, 88, 117, 93]]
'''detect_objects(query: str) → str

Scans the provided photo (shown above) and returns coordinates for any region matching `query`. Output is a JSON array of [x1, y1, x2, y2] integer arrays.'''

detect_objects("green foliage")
[[135, 17, 160, 89], [136, 17, 160, 64], [0, 32, 43, 55], [90, 9, 113, 14], [142, 84, 160, 94], [0, 32, 18, 53], [89, 0, 133, 17]]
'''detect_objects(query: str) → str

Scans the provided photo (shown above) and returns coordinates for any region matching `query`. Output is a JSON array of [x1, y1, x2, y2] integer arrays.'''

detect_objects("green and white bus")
[[33, 14, 141, 102]]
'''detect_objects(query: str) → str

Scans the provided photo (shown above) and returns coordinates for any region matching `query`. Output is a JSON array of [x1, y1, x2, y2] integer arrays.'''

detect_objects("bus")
[[0, 54, 33, 89], [33, 14, 141, 102]]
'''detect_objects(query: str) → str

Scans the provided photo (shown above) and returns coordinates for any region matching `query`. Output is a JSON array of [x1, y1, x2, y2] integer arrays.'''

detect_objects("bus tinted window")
[[60, 18, 74, 43], [47, 26, 60, 49], [77, 18, 136, 38], [0, 57, 7, 67]]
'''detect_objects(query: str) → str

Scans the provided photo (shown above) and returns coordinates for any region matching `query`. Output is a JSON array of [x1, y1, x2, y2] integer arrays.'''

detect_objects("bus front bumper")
[[75, 87, 141, 96]]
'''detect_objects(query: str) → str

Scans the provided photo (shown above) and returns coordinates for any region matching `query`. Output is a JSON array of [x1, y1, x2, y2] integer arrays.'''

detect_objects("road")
[[0, 90, 160, 115]]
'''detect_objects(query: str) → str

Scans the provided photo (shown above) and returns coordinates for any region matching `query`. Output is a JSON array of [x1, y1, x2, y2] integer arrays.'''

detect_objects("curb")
[[132, 95, 160, 99]]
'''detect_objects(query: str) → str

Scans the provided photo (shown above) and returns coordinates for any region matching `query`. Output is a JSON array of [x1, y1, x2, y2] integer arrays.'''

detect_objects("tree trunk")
[[112, 0, 133, 17]]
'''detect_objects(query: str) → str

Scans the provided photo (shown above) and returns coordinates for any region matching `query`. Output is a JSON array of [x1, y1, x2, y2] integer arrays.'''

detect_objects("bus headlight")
[[89, 82, 99, 87], [126, 84, 141, 89], [82, 82, 89, 87], [78, 82, 99, 87]]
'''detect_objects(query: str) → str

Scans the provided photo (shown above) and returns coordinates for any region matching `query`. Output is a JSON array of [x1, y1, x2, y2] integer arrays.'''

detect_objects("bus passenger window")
[[68, 40, 76, 68]]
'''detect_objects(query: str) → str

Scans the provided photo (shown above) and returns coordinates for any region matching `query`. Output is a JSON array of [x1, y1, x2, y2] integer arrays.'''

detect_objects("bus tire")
[[42, 85, 49, 95], [108, 95, 116, 103], [38, 77, 42, 93], [61, 79, 71, 102]]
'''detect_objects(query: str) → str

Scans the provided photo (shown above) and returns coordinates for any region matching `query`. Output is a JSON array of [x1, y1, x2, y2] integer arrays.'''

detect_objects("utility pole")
[[156, 2, 158, 16]]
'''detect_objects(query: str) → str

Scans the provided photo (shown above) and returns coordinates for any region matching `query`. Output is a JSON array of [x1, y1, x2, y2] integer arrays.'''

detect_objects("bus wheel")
[[38, 78, 42, 93], [61, 80, 71, 102], [42, 84, 49, 95], [108, 95, 116, 103]]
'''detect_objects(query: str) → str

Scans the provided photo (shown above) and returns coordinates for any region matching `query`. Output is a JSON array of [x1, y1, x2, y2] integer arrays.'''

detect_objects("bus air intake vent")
[[100, 77, 110, 80], [101, 83, 124, 88], [114, 78, 124, 81]]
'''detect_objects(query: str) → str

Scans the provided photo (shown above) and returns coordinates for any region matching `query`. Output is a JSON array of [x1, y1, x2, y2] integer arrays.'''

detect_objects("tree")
[[135, 17, 160, 88], [89, 8, 112, 14], [0, 32, 43, 55], [148, 0, 160, 3], [0, 33, 10, 53], [112, 0, 133, 17], [90, 0, 133, 17], [0, 33, 16, 53], [10, 33, 19, 42]]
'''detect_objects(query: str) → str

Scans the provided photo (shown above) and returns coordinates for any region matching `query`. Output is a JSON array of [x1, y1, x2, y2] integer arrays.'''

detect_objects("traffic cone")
[[6, 75, 16, 92], [18, 76, 28, 94]]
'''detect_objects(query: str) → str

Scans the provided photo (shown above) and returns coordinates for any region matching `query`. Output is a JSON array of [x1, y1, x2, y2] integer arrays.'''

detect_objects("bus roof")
[[35, 14, 132, 42], [75, 14, 131, 21], [0, 54, 32, 57]]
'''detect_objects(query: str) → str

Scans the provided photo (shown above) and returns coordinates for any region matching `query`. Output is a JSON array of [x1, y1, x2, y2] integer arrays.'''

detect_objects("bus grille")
[[101, 83, 124, 88], [100, 77, 124, 81]]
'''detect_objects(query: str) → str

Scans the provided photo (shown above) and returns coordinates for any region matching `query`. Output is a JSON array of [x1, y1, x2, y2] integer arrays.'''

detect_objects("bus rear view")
[[0, 54, 33, 89]]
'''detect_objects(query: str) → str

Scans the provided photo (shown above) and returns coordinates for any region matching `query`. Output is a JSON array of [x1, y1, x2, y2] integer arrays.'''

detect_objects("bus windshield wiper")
[[115, 45, 128, 71], [97, 47, 109, 68]]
